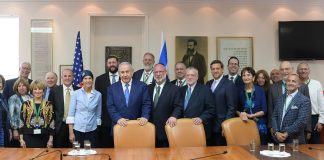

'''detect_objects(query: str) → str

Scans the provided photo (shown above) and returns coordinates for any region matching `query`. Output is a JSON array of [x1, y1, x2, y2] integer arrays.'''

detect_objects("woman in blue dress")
[[237, 67, 268, 145]]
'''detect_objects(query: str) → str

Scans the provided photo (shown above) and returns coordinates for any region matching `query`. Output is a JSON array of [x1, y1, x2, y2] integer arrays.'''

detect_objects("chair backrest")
[[165, 118, 206, 147], [113, 120, 155, 148], [221, 117, 261, 146]]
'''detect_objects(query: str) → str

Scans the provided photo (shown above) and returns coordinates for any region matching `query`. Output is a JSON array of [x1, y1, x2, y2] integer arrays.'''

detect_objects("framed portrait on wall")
[[175, 36, 208, 83], [217, 37, 253, 74], [59, 65, 72, 85], [105, 46, 132, 73]]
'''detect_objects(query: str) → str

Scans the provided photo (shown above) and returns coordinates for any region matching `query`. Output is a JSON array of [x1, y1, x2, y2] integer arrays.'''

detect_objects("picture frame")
[[105, 46, 132, 72], [59, 65, 73, 85], [216, 37, 254, 74]]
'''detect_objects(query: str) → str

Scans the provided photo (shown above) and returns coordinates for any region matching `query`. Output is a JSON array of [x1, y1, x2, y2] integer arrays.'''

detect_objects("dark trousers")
[[54, 122, 71, 148], [24, 134, 49, 148], [309, 115, 321, 144], [156, 138, 169, 148], [207, 132, 226, 146], [74, 129, 97, 148], [97, 126, 114, 148]]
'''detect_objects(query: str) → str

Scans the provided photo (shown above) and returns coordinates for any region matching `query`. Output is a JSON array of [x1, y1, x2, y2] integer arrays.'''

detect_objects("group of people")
[[0, 52, 323, 148]]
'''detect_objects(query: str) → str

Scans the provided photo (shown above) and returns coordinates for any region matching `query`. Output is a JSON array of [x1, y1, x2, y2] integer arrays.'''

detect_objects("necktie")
[[230, 76, 234, 82], [211, 80, 217, 92], [44, 87, 50, 100], [144, 73, 149, 84], [153, 86, 161, 108], [184, 87, 191, 110], [178, 80, 183, 87], [125, 84, 130, 106], [63, 88, 71, 121], [112, 74, 117, 84]]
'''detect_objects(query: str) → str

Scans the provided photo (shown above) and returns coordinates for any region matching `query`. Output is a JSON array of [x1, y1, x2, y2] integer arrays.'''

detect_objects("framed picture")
[[217, 37, 254, 74], [175, 36, 208, 83], [105, 46, 132, 72], [59, 65, 73, 85]]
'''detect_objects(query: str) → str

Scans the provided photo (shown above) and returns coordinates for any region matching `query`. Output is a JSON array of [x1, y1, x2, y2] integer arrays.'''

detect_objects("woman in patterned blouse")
[[19, 80, 54, 148], [8, 78, 32, 147]]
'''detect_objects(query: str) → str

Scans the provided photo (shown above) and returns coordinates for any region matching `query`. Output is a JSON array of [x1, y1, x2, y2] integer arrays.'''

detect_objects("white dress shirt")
[[306, 79, 324, 123]]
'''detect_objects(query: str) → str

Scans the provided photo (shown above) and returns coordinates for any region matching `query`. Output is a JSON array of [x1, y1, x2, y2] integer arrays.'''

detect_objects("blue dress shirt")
[[66, 88, 102, 133]]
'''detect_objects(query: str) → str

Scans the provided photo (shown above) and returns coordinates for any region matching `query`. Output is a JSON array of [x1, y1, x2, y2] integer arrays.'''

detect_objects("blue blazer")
[[107, 80, 152, 125], [272, 91, 311, 144], [206, 77, 237, 133]]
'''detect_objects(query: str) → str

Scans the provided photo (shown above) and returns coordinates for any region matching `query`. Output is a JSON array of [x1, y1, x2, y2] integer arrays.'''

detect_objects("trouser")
[[309, 115, 321, 144], [74, 129, 97, 148]]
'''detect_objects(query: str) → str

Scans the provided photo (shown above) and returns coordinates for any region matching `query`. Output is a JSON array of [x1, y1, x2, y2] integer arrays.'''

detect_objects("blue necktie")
[[184, 87, 191, 110], [112, 74, 117, 84], [45, 87, 50, 100], [124, 83, 130, 106]]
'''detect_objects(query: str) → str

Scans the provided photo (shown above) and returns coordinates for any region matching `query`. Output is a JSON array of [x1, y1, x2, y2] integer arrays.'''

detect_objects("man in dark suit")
[[49, 69, 79, 148], [3, 62, 32, 100], [268, 61, 310, 140], [182, 39, 206, 84], [148, 64, 182, 147], [179, 67, 215, 139], [107, 62, 151, 127], [44, 71, 58, 101], [206, 60, 237, 146], [272, 74, 311, 144], [170, 62, 187, 87], [95, 55, 119, 148], [133, 52, 155, 85], [224, 56, 244, 91]]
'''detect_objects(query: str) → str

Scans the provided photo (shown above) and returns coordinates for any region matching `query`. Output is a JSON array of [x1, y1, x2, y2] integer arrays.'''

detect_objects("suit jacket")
[[95, 72, 120, 127], [148, 82, 183, 141], [268, 80, 310, 130], [182, 52, 206, 84], [272, 91, 311, 144], [3, 77, 33, 100], [224, 74, 244, 92], [107, 80, 152, 125], [48, 85, 79, 133], [179, 83, 216, 138], [206, 77, 237, 133]]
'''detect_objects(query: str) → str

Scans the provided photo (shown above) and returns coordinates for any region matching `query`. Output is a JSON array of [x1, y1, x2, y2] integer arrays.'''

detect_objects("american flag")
[[72, 31, 84, 86]]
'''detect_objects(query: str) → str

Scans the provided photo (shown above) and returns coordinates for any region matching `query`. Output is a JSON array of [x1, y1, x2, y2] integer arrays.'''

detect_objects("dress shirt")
[[153, 81, 165, 102], [121, 79, 132, 93], [66, 88, 102, 133], [176, 79, 186, 87], [228, 74, 238, 82], [140, 70, 154, 85], [281, 89, 298, 124], [63, 85, 74, 105], [109, 72, 119, 84], [211, 75, 223, 92], [306, 79, 324, 123]]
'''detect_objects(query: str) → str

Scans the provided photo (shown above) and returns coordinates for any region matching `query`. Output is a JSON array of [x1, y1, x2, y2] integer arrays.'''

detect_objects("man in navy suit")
[[206, 60, 237, 146], [44, 71, 58, 101], [272, 73, 311, 144], [268, 61, 310, 141], [3, 62, 33, 100], [107, 62, 151, 127], [133, 52, 155, 85], [49, 69, 79, 148], [179, 67, 215, 139], [95, 55, 119, 148], [170, 62, 187, 87], [224, 56, 244, 91], [148, 64, 182, 147]]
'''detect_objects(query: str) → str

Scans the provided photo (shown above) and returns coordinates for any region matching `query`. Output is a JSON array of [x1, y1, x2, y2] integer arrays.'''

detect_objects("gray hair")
[[118, 62, 134, 72]]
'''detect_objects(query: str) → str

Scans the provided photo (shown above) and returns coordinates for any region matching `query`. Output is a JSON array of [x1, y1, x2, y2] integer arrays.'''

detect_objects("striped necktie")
[[184, 87, 191, 110]]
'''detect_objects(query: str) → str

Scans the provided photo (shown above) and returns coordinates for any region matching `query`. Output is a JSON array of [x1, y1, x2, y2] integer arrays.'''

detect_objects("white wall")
[[0, 0, 324, 85]]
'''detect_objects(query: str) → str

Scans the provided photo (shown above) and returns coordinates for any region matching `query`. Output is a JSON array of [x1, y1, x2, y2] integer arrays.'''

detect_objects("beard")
[[144, 64, 153, 71], [108, 66, 118, 73], [187, 48, 195, 56]]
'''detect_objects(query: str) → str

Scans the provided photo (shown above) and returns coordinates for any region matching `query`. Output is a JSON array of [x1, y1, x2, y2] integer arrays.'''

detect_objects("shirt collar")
[[63, 84, 72, 91], [109, 72, 119, 77], [156, 81, 166, 89], [121, 79, 132, 87], [214, 74, 224, 82], [187, 82, 197, 91], [287, 89, 298, 98]]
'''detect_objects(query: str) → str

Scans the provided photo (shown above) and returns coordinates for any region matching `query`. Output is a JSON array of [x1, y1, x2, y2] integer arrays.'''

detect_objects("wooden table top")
[[0, 145, 322, 160], [0, 146, 257, 160]]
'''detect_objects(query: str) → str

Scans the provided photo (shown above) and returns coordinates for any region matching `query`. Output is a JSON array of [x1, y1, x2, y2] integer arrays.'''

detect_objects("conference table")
[[0, 144, 322, 160]]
